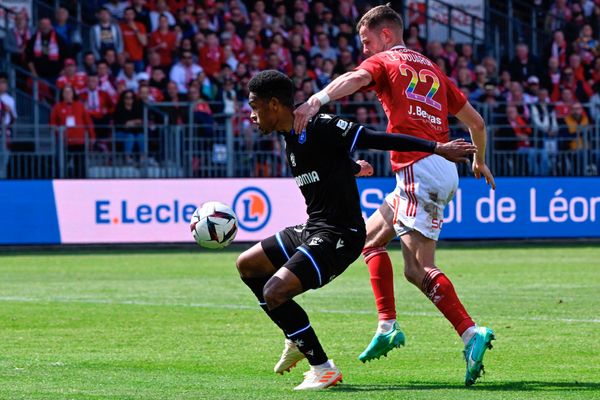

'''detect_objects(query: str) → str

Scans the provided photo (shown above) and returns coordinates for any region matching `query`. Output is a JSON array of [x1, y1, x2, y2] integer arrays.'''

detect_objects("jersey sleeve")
[[308, 114, 364, 152], [355, 56, 386, 92], [445, 75, 468, 115]]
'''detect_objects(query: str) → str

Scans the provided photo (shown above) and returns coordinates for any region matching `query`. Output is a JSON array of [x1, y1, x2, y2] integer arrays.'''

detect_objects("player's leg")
[[400, 230, 494, 385], [358, 202, 406, 363], [265, 230, 361, 390], [236, 231, 307, 375]]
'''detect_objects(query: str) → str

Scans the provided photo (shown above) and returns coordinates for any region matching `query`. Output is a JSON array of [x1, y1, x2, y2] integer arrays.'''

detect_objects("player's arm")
[[354, 127, 477, 163], [454, 102, 496, 189], [293, 69, 372, 134]]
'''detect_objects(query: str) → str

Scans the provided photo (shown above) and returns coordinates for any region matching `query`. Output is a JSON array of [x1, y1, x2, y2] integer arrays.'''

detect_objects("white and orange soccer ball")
[[190, 202, 238, 249]]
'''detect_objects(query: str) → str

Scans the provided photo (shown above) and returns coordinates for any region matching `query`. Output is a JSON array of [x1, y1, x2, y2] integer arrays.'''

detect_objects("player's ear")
[[269, 97, 281, 111]]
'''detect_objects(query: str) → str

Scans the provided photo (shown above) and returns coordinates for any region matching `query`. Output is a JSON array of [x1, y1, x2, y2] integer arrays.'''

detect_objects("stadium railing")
[[2, 116, 599, 179]]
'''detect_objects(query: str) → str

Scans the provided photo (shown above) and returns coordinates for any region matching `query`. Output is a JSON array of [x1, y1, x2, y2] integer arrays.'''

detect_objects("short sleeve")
[[445, 75, 468, 115], [356, 56, 386, 92], [308, 114, 364, 152]]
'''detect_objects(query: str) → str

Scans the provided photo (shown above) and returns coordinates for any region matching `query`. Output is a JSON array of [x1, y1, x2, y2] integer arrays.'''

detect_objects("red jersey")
[[50, 101, 95, 146], [56, 72, 88, 94], [149, 30, 176, 66], [357, 46, 467, 170], [120, 22, 147, 62]]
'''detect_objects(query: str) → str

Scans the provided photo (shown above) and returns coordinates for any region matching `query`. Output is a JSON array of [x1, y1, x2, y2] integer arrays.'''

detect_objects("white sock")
[[377, 319, 396, 334], [461, 325, 478, 345], [313, 360, 332, 369]]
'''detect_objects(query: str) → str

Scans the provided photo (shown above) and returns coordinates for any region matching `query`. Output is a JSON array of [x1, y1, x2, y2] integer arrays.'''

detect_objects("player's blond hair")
[[356, 3, 403, 34]]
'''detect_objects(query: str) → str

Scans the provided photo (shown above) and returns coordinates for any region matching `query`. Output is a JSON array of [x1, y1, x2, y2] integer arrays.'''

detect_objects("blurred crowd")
[[1, 0, 599, 177]]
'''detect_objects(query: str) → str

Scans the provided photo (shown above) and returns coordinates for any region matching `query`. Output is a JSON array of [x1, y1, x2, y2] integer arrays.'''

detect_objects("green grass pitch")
[[0, 245, 599, 399]]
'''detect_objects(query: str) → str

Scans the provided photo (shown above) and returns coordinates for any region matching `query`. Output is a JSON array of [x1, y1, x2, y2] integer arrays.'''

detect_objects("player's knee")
[[235, 252, 254, 278], [362, 246, 387, 264], [263, 281, 289, 310]]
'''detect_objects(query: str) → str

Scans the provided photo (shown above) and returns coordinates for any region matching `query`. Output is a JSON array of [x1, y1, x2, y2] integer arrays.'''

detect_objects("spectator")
[[96, 60, 118, 102], [150, 0, 176, 31], [169, 50, 203, 94], [507, 81, 531, 119], [104, 0, 129, 20], [53, 7, 81, 57], [480, 56, 498, 81], [560, 66, 593, 102], [26, 18, 68, 82], [5, 11, 32, 65], [523, 76, 541, 104], [444, 39, 458, 70], [80, 74, 114, 152], [562, 102, 591, 174], [509, 43, 539, 83], [120, 7, 148, 72], [555, 87, 575, 119], [575, 24, 599, 62], [91, 8, 123, 60], [530, 88, 559, 175], [506, 104, 535, 174], [114, 90, 144, 163], [164, 81, 187, 124], [103, 49, 122, 78], [149, 15, 177, 67], [83, 52, 97, 75], [50, 86, 95, 178], [132, 0, 152, 33], [117, 61, 139, 91], [0, 73, 17, 125], [199, 32, 226, 78], [563, 102, 590, 151], [545, 0, 572, 32], [542, 56, 562, 95], [188, 83, 215, 176], [56, 58, 88, 94], [310, 33, 337, 60], [404, 23, 425, 52], [547, 30, 569, 68]]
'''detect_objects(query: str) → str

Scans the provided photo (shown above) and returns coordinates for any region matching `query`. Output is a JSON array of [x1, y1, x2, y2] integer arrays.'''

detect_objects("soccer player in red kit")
[[294, 4, 496, 386]]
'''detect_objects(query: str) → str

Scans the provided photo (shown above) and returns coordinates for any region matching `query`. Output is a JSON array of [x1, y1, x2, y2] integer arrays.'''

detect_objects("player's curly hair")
[[248, 70, 294, 109], [356, 3, 403, 33]]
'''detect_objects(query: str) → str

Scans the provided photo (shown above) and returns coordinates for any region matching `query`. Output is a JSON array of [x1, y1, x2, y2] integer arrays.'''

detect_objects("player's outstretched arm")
[[454, 102, 496, 189], [293, 69, 372, 134], [354, 128, 477, 162]]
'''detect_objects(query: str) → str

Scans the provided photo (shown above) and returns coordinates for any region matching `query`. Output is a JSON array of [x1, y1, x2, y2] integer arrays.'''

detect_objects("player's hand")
[[293, 97, 321, 134], [434, 139, 477, 163], [355, 159, 373, 177], [472, 158, 496, 190]]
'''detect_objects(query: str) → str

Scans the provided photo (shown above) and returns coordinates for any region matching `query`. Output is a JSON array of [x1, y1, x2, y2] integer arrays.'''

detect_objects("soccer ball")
[[190, 202, 238, 249]]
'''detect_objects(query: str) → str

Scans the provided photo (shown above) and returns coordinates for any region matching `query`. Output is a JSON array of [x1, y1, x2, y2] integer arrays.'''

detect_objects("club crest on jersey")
[[298, 129, 307, 144]]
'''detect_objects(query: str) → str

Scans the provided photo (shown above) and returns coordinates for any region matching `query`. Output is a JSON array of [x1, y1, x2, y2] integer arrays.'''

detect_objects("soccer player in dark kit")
[[235, 70, 476, 390]]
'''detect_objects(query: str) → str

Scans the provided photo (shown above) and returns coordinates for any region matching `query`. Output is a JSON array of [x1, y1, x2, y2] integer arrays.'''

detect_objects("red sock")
[[363, 247, 396, 321], [421, 268, 475, 336]]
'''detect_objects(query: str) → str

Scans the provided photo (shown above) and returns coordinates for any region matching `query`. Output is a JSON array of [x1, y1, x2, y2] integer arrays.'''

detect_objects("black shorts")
[[261, 223, 366, 290]]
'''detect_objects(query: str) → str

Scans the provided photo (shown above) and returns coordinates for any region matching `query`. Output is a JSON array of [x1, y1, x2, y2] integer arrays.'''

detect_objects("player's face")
[[248, 93, 276, 135], [359, 26, 386, 57]]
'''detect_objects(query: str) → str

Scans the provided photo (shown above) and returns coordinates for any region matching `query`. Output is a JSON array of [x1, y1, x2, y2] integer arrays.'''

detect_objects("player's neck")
[[276, 112, 294, 133]]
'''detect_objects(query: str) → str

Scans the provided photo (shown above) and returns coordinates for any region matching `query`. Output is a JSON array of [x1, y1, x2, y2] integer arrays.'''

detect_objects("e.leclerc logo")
[[232, 187, 271, 232], [95, 200, 197, 224]]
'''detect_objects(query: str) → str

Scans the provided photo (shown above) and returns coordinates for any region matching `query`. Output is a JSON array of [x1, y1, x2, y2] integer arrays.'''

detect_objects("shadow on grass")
[[332, 380, 600, 392]]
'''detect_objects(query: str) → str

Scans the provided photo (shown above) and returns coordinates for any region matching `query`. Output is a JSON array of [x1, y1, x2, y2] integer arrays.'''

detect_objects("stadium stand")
[[0, 0, 599, 179]]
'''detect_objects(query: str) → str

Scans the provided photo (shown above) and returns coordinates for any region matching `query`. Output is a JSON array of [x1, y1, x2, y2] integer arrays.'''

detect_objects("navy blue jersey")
[[281, 113, 365, 231]]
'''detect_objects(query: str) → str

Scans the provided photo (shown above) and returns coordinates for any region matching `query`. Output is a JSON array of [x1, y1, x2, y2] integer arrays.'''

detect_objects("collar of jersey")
[[390, 45, 406, 50]]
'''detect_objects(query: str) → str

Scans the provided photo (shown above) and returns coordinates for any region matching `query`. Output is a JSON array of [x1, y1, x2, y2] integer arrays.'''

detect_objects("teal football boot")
[[358, 322, 405, 363], [464, 326, 495, 386]]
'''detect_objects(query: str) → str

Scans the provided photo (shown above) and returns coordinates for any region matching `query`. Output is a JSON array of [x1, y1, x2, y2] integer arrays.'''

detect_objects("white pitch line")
[[0, 296, 599, 324]]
